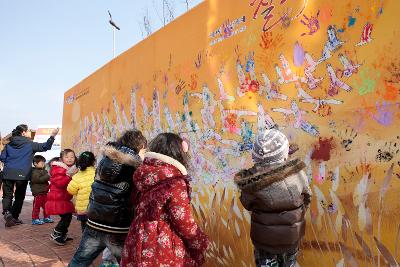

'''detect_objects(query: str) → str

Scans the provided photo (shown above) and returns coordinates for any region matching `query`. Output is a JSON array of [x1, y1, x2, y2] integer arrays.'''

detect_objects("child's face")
[[138, 147, 147, 160], [62, 152, 76, 166], [34, 161, 45, 169]]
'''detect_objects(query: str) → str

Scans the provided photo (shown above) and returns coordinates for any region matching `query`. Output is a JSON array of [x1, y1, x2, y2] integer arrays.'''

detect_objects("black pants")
[[2, 179, 28, 219], [55, 213, 73, 235]]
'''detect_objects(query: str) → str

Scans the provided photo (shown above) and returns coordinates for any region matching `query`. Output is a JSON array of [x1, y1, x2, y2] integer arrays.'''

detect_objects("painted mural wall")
[[62, 0, 400, 266]]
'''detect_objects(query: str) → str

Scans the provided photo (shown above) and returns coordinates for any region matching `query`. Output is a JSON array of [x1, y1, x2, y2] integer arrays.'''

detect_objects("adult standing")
[[0, 124, 59, 227]]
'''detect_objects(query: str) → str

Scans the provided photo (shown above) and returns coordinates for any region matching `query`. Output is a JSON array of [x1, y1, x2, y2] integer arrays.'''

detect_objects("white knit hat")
[[252, 129, 289, 164]]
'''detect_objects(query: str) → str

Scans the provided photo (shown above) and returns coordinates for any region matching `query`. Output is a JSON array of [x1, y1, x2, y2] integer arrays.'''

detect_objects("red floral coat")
[[121, 152, 209, 267], [45, 162, 75, 215]]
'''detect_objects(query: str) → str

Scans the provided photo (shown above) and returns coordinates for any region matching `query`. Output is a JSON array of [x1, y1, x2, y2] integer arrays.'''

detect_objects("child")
[[121, 133, 209, 267], [30, 155, 53, 225], [69, 130, 147, 267], [234, 129, 312, 267], [45, 149, 78, 245], [67, 151, 96, 232]]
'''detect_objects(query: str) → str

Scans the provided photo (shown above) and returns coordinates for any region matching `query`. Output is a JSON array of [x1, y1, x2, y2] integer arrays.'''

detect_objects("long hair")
[[148, 133, 190, 168], [77, 151, 95, 171], [12, 124, 28, 137]]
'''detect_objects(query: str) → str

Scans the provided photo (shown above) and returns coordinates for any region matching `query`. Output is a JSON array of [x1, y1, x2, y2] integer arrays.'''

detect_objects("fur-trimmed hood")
[[144, 152, 187, 175], [96, 145, 142, 184], [234, 158, 306, 193], [51, 161, 71, 170], [101, 145, 141, 168]]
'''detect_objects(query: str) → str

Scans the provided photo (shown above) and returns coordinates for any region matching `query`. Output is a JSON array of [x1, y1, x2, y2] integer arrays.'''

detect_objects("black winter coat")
[[86, 144, 141, 234]]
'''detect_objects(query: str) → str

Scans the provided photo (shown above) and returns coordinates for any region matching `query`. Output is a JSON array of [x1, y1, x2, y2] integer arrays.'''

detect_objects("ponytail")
[[12, 124, 28, 137], [77, 151, 95, 171]]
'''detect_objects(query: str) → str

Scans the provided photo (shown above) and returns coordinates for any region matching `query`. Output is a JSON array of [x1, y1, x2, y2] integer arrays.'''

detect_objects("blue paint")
[[348, 16, 356, 27], [239, 143, 253, 152], [338, 28, 345, 33], [378, 7, 383, 16]]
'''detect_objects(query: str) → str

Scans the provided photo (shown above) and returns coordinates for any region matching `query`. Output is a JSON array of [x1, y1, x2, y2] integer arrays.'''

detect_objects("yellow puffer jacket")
[[67, 166, 95, 214]]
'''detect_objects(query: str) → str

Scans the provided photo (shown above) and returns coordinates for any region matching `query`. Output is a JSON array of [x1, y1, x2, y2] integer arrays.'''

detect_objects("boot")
[[50, 229, 66, 246], [4, 211, 16, 227]]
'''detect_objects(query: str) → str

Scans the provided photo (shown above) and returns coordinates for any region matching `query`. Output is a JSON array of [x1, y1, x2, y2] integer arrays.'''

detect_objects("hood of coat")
[[234, 158, 306, 193], [134, 152, 188, 193], [101, 145, 141, 168], [9, 136, 31, 149], [51, 161, 70, 170]]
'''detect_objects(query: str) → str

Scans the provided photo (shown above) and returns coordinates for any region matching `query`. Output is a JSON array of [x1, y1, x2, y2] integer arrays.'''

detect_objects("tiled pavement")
[[0, 196, 101, 267]]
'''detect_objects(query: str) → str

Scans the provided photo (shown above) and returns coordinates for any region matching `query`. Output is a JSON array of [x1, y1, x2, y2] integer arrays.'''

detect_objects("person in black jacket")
[[69, 129, 147, 267], [0, 124, 59, 227]]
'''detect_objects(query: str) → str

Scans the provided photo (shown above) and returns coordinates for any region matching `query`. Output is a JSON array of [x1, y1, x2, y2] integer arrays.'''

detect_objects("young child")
[[121, 133, 209, 267], [67, 151, 96, 232], [69, 130, 147, 267], [45, 149, 78, 245], [234, 129, 312, 267], [30, 155, 53, 225]]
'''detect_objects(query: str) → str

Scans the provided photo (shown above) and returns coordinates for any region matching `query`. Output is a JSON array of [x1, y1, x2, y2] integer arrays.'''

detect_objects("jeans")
[[32, 194, 48, 220], [2, 180, 28, 219], [254, 248, 298, 267], [68, 227, 126, 267], [55, 213, 72, 234]]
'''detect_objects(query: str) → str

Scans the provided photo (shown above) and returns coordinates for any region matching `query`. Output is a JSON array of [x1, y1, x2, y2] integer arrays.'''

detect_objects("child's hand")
[[67, 165, 78, 177]]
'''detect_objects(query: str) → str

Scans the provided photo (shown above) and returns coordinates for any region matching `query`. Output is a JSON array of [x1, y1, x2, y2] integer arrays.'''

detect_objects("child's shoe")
[[3, 211, 16, 227], [13, 218, 23, 225], [50, 229, 66, 246], [43, 217, 54, 223], [32, 219, 44, 225], [62, 234, 73, 242]]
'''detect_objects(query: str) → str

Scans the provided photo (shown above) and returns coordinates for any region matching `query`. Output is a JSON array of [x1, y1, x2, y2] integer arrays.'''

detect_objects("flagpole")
[[113, 26, 116, 58]]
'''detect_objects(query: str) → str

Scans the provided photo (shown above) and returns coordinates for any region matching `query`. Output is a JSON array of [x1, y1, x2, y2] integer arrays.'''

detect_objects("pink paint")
[[293, 42, 305, 67]]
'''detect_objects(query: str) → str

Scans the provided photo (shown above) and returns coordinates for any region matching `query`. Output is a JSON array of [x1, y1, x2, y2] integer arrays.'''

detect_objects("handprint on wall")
[[300, 11, 320, 36], [356, 22, 373, 46], [353, 68, 380, 96], [319, 26, 344, 63], [371, 101, 395, 126], [337, 53, 362, 78], [327, 64, 352, 96], [376, 141, 399, 162]]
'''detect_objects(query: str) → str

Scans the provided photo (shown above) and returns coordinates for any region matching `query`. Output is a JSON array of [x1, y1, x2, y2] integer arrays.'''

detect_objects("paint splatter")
[[348, 16, 356, 27], [311, 137, 335, 161], [319, 6, 332, 25], [378, 81, 398, 101], [293, 42, 305, 67]]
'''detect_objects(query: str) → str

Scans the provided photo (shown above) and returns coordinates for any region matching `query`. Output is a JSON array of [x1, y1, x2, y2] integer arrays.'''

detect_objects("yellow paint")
[[63, 0, 400, 266]]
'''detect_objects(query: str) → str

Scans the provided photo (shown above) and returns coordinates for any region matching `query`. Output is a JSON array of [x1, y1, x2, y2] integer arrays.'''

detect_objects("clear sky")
[[0, 0, 202, 136]]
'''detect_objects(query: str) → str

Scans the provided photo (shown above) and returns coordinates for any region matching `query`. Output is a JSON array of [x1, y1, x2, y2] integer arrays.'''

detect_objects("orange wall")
[[63, 0, 400, 266]]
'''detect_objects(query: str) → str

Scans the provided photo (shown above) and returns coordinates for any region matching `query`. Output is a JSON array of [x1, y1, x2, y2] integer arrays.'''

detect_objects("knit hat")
[[252, 129, 289, 164]]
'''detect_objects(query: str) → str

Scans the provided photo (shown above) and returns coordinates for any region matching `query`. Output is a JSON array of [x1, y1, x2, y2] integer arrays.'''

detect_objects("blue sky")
[[0, 0, 202, 135]]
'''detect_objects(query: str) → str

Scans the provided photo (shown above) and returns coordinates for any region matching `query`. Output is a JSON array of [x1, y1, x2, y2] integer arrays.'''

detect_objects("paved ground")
[[0, 195, 101, 267]]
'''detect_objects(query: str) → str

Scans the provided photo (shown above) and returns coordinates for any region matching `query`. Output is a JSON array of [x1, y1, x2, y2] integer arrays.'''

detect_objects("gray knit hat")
[[252, 129, 289, 164]]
